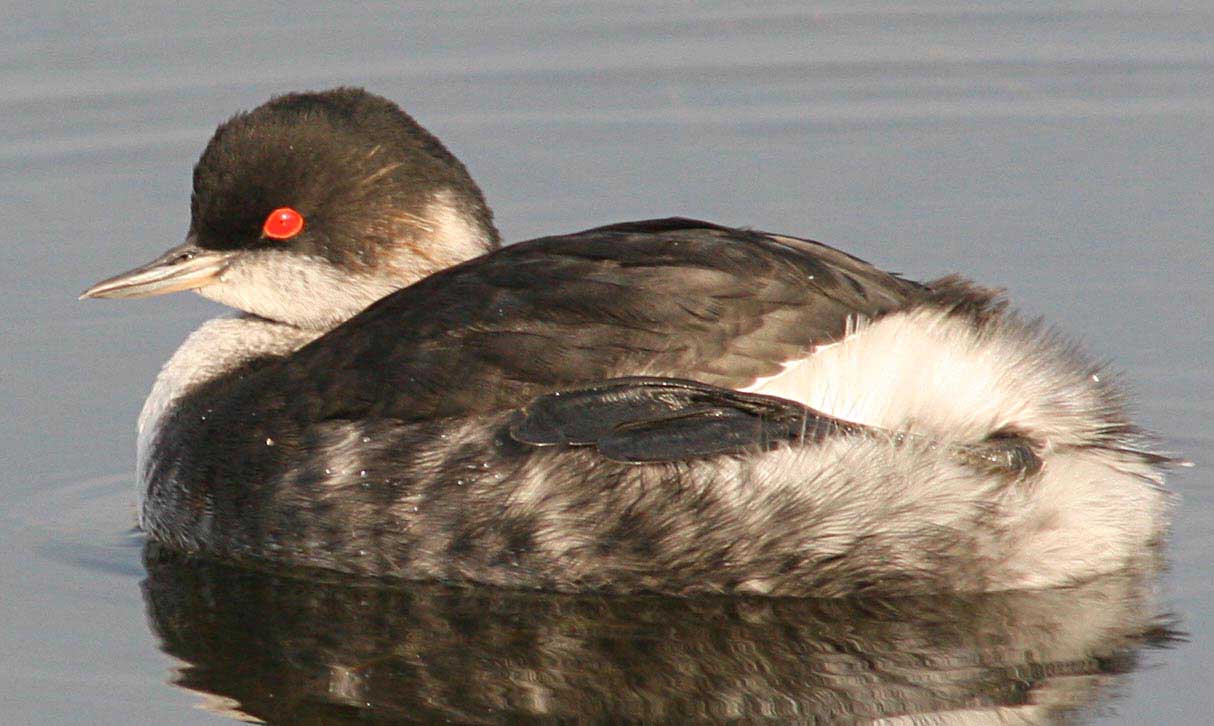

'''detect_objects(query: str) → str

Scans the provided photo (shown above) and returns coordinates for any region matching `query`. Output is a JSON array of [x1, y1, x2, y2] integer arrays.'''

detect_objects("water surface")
[[2, 2, 1211, 723]]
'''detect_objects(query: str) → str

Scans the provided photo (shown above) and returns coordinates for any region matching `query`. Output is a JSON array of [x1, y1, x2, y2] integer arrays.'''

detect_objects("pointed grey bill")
[[80, 242, 235, 300]]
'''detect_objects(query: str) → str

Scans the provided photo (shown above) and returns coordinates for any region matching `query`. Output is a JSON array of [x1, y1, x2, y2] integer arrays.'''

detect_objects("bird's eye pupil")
[[263, 207, 305, 240]]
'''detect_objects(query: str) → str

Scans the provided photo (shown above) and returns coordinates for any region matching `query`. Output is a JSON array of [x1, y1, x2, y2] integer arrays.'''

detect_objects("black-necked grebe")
[[83, 88, 1170, 596]]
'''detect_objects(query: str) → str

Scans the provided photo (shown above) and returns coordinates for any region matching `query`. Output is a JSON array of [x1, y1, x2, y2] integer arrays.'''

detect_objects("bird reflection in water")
[[141, 543, 1175, 725]]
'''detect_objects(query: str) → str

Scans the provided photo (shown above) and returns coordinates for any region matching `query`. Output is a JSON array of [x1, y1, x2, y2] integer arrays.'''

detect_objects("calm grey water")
[[2, 3, 1211, 723]]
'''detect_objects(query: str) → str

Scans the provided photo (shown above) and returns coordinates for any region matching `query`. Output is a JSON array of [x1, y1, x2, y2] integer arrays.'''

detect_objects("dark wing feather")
[[284, 219, 927, 420], [510, 377, 861, 463]]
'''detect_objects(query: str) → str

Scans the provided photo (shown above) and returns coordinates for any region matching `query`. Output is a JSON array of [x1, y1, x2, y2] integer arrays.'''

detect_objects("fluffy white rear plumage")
[[745, 307, 1132, 449], [736, 304, 1170, 591]]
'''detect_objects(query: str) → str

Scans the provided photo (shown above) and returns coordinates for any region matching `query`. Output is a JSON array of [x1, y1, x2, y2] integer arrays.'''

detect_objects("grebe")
[[83, 88, 1170, 596]]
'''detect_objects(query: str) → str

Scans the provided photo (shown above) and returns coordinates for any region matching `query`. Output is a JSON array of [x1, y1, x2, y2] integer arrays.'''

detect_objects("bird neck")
[[137, 314, 319, 479]]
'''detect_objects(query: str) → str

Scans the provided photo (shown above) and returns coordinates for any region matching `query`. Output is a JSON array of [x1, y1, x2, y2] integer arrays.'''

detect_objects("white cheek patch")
[[742, 309, 1115, 447], [198, 251, 403, 331], [194, 189, 494, 332], [424, 189, 496, 267]]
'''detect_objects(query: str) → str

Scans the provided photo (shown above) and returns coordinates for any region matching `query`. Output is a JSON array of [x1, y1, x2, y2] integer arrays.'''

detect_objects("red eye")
[[262, 207, 305, 240]]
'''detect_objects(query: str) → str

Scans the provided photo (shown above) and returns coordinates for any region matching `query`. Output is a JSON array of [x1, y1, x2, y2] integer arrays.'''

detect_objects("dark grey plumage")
[[140, 218, 944, 594], [84, 88, 1172, 597]]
